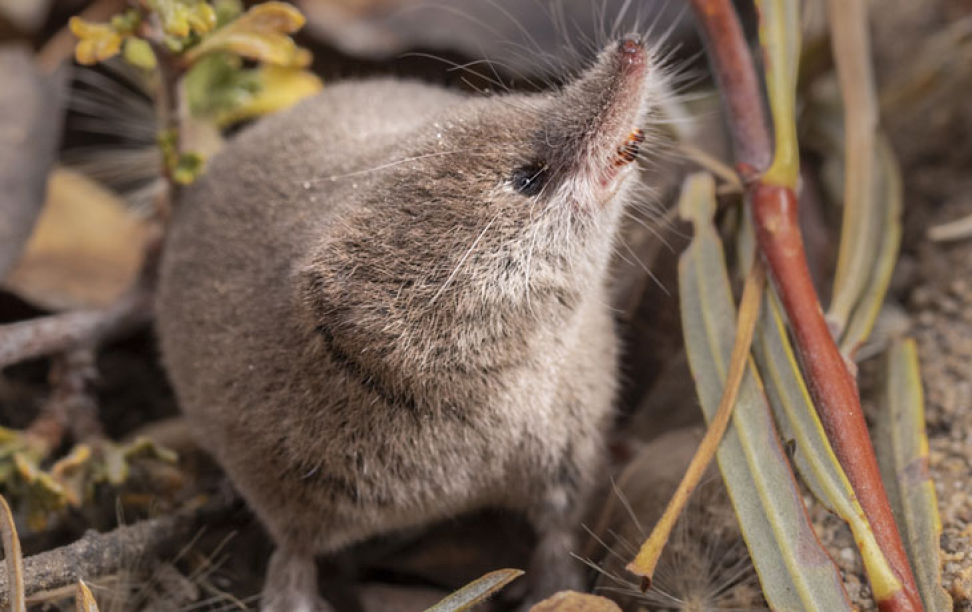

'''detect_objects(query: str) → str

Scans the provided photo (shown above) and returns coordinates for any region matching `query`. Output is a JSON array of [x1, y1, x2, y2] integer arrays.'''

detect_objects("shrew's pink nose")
[[619, 36, 647, 68]]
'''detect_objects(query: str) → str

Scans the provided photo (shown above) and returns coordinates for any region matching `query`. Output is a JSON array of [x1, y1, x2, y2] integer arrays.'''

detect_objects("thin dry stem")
[[678, 143, 742, 190], [627, 258, 765, 586], [0, 495, 26, 612], [826, 0, 881, 336]]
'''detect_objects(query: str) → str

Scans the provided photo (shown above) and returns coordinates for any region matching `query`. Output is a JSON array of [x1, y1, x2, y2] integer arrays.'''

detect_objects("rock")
[[529, 591, 621, 612]]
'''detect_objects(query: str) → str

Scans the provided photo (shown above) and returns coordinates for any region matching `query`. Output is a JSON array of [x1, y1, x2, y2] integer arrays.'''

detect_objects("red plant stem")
[[690, 0, 771, 173], [752, 185, 921, 611], [689, 1, 923, 610]]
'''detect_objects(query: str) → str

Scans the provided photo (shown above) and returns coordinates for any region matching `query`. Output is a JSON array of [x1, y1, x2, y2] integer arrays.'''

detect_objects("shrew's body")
[[157, 38, 659, 611]]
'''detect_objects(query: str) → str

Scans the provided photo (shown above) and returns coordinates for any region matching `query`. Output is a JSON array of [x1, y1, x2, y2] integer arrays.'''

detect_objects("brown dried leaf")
[[3, 168, 149, 311]]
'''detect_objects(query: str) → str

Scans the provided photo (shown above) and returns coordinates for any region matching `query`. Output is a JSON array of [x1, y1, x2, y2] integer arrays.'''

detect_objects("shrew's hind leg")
[[514, 450, 592, 610], [262, 548, 335, 612]]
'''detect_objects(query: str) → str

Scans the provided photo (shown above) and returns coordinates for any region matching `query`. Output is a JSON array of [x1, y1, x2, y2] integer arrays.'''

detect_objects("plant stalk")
[[688, 1, 923, 609]]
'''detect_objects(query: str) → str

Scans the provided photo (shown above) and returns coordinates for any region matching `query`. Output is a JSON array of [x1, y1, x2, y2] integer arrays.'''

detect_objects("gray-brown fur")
[[156, 38, 661, 611]]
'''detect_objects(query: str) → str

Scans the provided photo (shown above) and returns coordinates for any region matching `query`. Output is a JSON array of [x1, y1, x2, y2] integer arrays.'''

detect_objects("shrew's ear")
[[294, 241, 402, 362], [295, 255, 364, 344]]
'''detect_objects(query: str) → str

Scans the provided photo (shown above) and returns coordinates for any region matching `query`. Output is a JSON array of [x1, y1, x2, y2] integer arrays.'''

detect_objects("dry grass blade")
[[678, 143, 742, 190], [839, 136, 903, 356], [75, 580, 100, 612], [927, 213, 972, 243], [423, 569, 523, 612], [826, 0, 882, 337], [657, 172, 852, 611], [876, 340, 953, 612], [626, 255, 765, 587], [0, 494, 26, 612]]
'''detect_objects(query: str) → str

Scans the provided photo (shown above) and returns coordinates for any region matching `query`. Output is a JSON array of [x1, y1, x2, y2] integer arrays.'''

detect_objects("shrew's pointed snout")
[[534, 35, 659, 209], [619, 35, 648, 70]]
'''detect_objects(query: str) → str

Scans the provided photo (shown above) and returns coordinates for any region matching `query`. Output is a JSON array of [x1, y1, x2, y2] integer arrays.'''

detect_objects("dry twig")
[[0, 287, 152, 371], [0, 500, 234, 608], [627, 258, 765, 586]]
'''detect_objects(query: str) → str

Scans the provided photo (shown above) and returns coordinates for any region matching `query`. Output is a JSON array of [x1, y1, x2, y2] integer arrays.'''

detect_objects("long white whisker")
[[430, 215, 498, 304], [303, 147, 494, 184]]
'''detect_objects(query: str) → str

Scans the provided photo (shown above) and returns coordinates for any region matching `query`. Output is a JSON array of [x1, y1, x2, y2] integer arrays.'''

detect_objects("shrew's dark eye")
[[510, 163, 549, 197]]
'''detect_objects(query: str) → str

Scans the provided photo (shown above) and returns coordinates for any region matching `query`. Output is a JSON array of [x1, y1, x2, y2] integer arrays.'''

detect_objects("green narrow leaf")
[[754, 290, 902, 601], [876, 339, 952, 612], [424, 569, 523, 612], [756, 0, 802, 188], [678, 173, 852, 611]]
